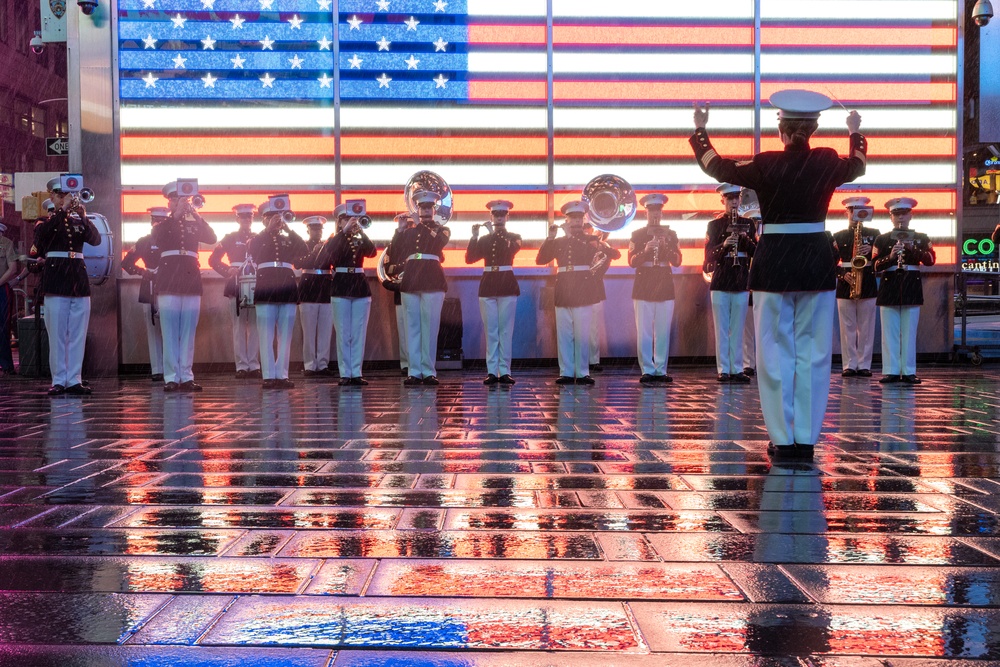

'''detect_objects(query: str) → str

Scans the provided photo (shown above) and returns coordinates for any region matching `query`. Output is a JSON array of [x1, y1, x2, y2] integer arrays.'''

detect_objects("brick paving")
[[1, 367, 999, 665]]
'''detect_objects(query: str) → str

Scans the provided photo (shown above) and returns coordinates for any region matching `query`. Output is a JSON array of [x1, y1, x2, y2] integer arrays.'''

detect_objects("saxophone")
[[845, 222, 869, 300]]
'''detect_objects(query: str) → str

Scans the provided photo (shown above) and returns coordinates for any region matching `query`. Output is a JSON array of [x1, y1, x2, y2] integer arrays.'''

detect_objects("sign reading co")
[[46, 137, 68, 157], [963, 237, 997, 256]]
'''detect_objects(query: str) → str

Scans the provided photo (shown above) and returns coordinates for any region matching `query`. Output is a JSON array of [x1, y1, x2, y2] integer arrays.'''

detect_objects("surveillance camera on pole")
[[30, 32, 44, 55], [77, 0, 98, 15], [973, 0, 994, 26]]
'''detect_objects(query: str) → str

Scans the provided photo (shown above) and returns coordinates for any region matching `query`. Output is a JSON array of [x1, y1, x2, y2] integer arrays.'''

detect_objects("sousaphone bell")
[[582, 174, 636, 274]]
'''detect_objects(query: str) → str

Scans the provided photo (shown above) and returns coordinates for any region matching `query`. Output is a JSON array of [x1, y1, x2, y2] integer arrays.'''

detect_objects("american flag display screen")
[[117, 0, 959, 265]]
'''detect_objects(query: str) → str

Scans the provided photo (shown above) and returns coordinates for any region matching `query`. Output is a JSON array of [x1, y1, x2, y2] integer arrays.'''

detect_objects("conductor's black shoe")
[[338, 378, 351, 386], [404, 376, 422, 386], [47, 384, 66, 396], [730, 372, 751, 384], [351, 377, 369, 386], [65, 383, 92, 395], [555, 376, 574, 385], [179, 381, 203, 392], [857, 369, 873, 377], [794, 444, 815, 459], [659, 375, 673, 383], [577, 375, 596, 385], [278, 379, 295, 389], [498, 374, 515, 385], [640, 373, 658, 384], [841, 368, 858, 377], [901, 374, 922, 385], [247, 369, 262, 379], [163, 382, 179, 392], [767, 442, 796, 459], [235, 370, 248, 379], [590, 364, 604, 373], [879, 374, 902, 384], [262, 379, 278, 389], [151, 374, 164, 382], [484, 374, 499, 386], [423, 376, 440, 386], [743, 367, 756, 377], [717, 373, 731, 383]]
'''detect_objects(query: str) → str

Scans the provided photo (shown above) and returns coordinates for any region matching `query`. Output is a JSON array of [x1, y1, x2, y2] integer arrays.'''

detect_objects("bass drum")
[[83, 213, 114, 286]]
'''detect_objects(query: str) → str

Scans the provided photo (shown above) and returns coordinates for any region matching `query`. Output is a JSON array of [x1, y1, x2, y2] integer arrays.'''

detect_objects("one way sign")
[[46, 137, 69, 157]]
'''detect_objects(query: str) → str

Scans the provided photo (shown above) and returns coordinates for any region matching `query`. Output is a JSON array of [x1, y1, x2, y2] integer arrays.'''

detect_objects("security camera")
[[29, 34, 44, 56], [77, 0, 98, 15], [973, 0, 994, 26]]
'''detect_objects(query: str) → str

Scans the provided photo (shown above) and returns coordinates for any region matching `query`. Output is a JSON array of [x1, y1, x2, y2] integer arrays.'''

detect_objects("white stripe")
[[857, 163, 956, 185], [342, 106, 547, 129], [121, 106, 335, 130], [555, 107, 754, 131], [468, 52, 548, 74], [762, 108, 957, 131], [123, 163, 335, 187], [553, 52, 754, 75], [553, 0, 753, 18], [761, 0, 957, 20], [342, 163, 548, 187], [555, 163, 734, 186], [762, 53, 957, 76], [467, 0, 547, 16]]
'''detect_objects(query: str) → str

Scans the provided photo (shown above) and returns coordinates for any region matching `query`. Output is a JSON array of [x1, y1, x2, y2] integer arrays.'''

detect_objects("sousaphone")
[[582, 174, 636, 274], [377, 170, 454, 287]]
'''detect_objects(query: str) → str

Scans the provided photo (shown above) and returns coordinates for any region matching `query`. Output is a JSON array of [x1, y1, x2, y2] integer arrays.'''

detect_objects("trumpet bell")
[[582, 174, 636, 233], [78, 188, 96, 204], [405, 170, 453, 224]]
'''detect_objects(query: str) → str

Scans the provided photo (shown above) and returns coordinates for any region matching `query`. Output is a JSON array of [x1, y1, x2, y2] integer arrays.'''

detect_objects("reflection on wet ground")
[[2, 367, 1000, 662]]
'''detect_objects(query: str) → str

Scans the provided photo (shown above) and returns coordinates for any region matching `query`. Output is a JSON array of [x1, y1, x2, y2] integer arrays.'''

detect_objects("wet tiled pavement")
[[2, 367, 1000, 664]]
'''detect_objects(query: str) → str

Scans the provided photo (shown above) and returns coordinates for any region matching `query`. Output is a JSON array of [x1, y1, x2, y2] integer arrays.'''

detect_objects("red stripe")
[[762, 26, 957, 48]]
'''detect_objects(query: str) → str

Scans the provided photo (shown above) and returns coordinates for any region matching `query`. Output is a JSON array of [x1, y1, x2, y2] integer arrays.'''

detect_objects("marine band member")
[[33, 176, 101, 395], [466, 199, 521, 385], [249, 197, 307, 389], [584, 222, 620, 373], [536, 201, 609, 385], [209, 203, 261, 379], [833, 196, 879, 378], [121, 207, 167, 382], [742, 206, 762, 377], [154, 181, 217, 392], [873, 197, 935, 385], [297, 216, 335, 378], [320, 205, 377, 386], [705, 183, 756, 384], [383, 213, 414, 377], [398, 191, 451, 386], [629, 193, 682, 384]]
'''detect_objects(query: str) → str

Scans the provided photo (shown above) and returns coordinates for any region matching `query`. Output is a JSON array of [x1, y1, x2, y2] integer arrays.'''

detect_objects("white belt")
[[258, 262, 294, 270], [638, 262, 671, 268], [45, 251, 84, 260], [726, 252, 748, 258], [335, 267, 364, 274], [557, 265, 590, 273], [885, 265, 920, 272], [761, 222, 825, 235], [303, 269, 332, 275], [407, 253, 440, 262], [160, 250, 200, 258], [484, 265, 513, 273]]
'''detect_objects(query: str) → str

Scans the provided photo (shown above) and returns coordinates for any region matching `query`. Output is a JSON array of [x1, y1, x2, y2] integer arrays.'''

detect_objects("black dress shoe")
[[151, 374, 164, 382], [404, 376, 422, 386], [484, 374, 499, 386], [717, 373, 731, 383], [278, 379, 295, 389], [302, 369, 317, 378], [590, 364, 604, 373], [235, 370, 248, 379], [247, 369, 263, 379], [400, 367, 409, 377], [857, 369, 872, 377], [338, 378, 351, 386], [498, 374, 515, 385], [879, 374, 902, 384], [794, 443, 815, 459], [577, 375, 595, 385], [423, 376, 440, 386], [901, 374, 922, 385], [47, 384, 66, 396], [767, 442, 796, 459], [179, 381, 203, 392], [659, 375, 673, 383], [262, 379, 278, 389], [65, 383, 92, 395], [555, 376, 574, 385], [640, 373, 657, 384], [743, 367, 756, 377], [841, 368, 858, 377], [351, 377, 369, 386], [163, 382, 179, 392], [730, 372, 751, 384]]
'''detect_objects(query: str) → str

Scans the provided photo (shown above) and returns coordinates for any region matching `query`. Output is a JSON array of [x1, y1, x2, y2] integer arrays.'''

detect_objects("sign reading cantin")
[[962, 234, 1000, 273]]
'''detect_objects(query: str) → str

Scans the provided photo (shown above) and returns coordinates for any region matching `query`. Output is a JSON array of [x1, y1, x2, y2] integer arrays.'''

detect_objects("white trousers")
[[395, 303, 409, 371], [556, 305, 592, 378], [754, 290, 836, 447], [837, 298, 877, 371], [44, 295, 90, 388], [256, 303, 297, 380], [590, 300, 604, 364], [880, 305, 920, 376], [230, 299, 260, 372], [633, 299, 674, 376], [479, 296, 517, 377], [299, 302, 335, 372], [333, 297, 371, 378], [158, 294, 200, 384], [743, 305, 756, 370], [711, 291, 750, 375], [141, 302, 163, 376], [401, 291, 445, 379]]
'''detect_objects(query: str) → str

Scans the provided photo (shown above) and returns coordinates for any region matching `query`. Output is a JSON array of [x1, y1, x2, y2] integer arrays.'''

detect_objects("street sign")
[[46, 137, 68, 157]]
